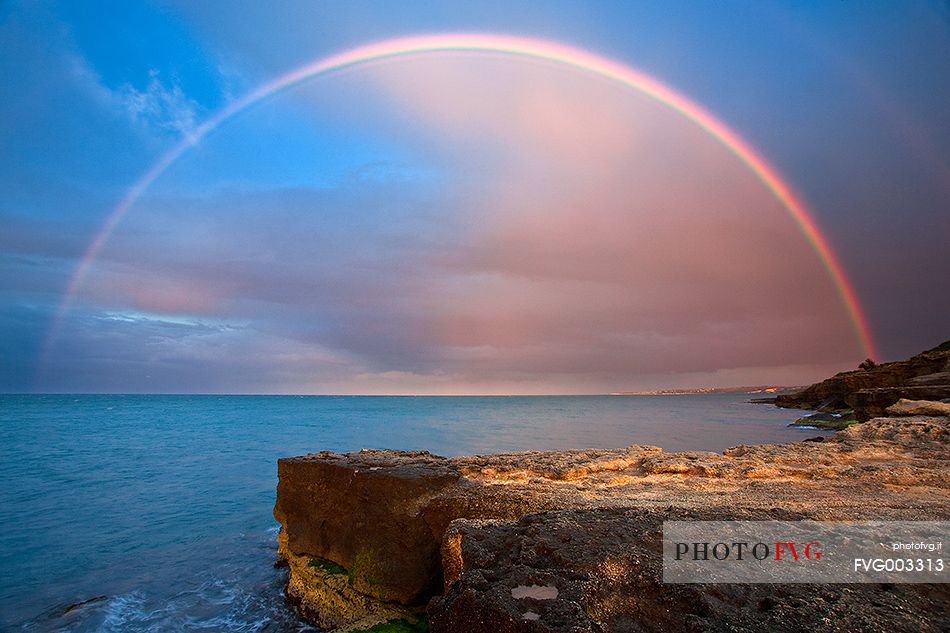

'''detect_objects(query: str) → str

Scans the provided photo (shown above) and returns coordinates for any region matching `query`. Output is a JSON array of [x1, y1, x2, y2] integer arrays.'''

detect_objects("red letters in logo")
[[774, 541, 822, 561]]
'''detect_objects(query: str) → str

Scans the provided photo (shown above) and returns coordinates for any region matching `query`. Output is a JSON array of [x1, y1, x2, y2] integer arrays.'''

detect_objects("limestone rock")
[[907, 371, 950, 386], [885, 398, 950, 417], [850, 385, 950, 420], [431, 508, 949, 633], [274, 416, 950, 631], [273, 449, 461, 605], [774, 342, 950, 416]]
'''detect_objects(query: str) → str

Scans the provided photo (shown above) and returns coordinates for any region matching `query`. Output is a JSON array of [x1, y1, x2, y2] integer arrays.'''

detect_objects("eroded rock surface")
[[433, 508, 949, 633], [274, 415, 950, 632], [886, 398, 950, 417]]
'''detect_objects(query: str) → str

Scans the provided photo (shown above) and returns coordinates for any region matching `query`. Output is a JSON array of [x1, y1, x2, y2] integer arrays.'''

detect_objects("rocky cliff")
[[774, 341, 950, 420], [274, 412, 950, 632]]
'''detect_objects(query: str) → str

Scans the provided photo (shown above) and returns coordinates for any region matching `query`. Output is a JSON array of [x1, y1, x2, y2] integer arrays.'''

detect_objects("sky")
[[1, 1, 948, 394]]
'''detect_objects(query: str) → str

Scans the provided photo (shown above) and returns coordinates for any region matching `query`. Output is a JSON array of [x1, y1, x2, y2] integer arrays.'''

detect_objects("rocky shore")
[[773, 341, 950, 421], [274, 410, 950, 631]]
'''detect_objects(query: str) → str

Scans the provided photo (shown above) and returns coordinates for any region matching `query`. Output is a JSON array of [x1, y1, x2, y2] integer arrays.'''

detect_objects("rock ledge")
[[274, 414, 949, 632]]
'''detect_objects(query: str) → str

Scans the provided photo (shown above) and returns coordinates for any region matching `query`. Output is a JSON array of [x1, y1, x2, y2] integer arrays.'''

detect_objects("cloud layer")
[[33, 56, 863, 393]]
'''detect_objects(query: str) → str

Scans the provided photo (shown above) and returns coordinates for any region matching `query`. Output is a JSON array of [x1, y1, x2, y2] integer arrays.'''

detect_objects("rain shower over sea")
[[1, 393, 813, 631]]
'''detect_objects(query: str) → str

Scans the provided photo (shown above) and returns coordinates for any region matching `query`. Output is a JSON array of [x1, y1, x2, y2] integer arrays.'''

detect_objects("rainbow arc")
[[43, 33, 877, 365]]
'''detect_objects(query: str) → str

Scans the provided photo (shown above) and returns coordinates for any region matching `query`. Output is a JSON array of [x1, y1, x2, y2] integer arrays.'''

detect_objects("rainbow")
[[44, 33, 877, 363]]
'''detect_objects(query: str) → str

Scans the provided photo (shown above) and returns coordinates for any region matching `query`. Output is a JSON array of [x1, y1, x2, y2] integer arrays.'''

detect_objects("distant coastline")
[[610, 385, 797, 396]]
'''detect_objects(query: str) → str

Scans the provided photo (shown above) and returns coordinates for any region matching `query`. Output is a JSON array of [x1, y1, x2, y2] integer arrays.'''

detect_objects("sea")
[[0, 393, 818, 632]]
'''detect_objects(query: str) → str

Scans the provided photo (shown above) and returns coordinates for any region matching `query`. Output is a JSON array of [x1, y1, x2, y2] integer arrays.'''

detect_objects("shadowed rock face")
[[273, 416, 950, 632], [773, 342, 950, 419], [433, 508, 950, 633], [274, 451, 461, 607]]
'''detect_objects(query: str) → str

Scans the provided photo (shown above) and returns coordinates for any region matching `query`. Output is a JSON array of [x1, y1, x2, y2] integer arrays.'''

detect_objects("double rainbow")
[[47, 33, 877, 361]]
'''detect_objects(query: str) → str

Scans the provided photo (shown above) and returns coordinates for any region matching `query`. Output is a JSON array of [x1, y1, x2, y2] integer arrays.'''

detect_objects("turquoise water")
[[0, 394, 813, 631]]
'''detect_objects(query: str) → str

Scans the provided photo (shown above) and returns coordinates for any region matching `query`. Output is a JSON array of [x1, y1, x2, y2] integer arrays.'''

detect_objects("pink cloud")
[[60, 56, 863, 393], [361, 56, 859, 384]]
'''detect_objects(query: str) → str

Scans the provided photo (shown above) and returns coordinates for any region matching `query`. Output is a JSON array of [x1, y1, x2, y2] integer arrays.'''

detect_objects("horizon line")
[[3, 388, 800, 397]]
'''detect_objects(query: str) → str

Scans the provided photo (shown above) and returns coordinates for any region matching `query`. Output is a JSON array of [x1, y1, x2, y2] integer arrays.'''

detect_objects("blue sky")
[[1, 1, 948, 393]]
